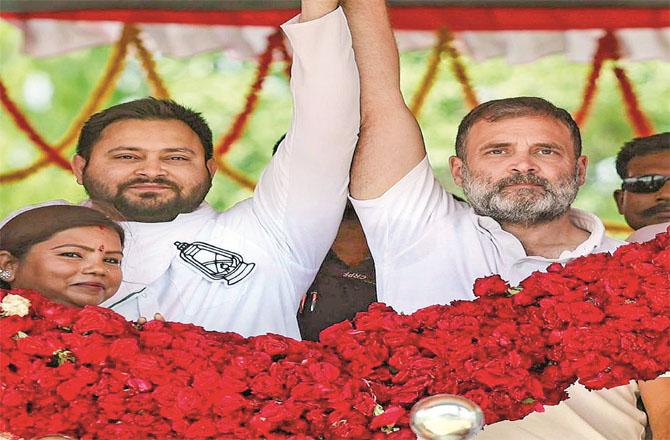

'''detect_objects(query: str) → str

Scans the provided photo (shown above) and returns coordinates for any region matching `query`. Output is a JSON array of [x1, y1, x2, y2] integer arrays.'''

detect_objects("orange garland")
[[0, 25, 136, 183], [0, 24, 657, 201], [131, 26, 171, 99], [410, 28, 450, 117], [443, 29, 479, 110], [410, 28, 478, 117]]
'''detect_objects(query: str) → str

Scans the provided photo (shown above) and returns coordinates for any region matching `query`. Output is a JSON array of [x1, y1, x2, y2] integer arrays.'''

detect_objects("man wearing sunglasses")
[[614, 132, 670, 243]]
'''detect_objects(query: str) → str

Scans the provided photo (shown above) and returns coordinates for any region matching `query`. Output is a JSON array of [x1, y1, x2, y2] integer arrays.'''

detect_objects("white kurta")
[[101, 7, 360, 339], [352, 157, 622, 313], [352, 157, 650, 439]]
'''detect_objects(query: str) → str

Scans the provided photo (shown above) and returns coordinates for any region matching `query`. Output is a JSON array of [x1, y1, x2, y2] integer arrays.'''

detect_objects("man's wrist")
[[300, 0, 339, 22]]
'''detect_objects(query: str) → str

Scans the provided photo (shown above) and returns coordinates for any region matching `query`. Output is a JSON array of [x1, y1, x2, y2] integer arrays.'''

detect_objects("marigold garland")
[[410, 28, 450, 117], [612, 65, 654, 136], [214, 29, 284, 158], [443, 29, 479, 110], [573, 31, 617, 127], [131, 26, 171, 99], [216, 158, 257, 190], [0, 24, 135, 183], [410, 28, 478, 118], [573, 30, 654, 136], [0, 80, 71, 171]]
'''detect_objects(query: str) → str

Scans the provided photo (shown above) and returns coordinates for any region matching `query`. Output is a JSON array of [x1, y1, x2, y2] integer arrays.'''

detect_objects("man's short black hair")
[[77, 97, 213, 161], [455, 97, 582, 160], [615, 132, 670, 179]]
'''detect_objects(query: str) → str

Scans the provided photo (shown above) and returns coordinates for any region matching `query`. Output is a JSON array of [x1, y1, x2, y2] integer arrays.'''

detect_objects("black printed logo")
[[174, 241, 255, 285]]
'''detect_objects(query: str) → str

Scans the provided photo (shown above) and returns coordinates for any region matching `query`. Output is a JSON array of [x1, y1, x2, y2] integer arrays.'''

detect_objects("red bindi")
[[98, 245, 105, 252]]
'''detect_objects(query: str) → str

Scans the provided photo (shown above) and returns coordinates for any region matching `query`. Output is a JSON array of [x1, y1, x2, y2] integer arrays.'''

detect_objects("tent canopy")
[[2, 0, 669, 30]]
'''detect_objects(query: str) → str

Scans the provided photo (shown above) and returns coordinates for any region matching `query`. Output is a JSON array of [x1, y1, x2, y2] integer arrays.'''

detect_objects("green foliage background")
[[1, 21, 669, 231]]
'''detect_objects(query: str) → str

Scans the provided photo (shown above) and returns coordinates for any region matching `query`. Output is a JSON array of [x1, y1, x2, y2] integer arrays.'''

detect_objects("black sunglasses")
[[621, 175, 670, 193]]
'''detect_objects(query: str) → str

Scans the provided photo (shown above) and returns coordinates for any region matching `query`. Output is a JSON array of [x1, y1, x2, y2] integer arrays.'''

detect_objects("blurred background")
[[1, 3, 669, 236]]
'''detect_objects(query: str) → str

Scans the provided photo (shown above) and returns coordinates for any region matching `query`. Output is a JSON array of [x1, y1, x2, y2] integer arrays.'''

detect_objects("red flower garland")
[[214, 29, 285, 157], [1, 230, 669, 439], [0, 80, 72, 171], [612, 66, 653, 137]]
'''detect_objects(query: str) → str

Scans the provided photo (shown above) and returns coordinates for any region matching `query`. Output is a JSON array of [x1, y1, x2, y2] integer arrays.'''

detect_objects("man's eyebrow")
[[161, 148, 196, 155], [105, 146, 143, 153], [478, 142, 512, 150], [533, 142, 565, 149], [105, 146, 195, 154]]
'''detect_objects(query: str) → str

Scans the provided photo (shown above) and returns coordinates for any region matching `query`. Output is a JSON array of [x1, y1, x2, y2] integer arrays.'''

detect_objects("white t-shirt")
[[100, 7, 360, 339], [352, 157, 648, 440]]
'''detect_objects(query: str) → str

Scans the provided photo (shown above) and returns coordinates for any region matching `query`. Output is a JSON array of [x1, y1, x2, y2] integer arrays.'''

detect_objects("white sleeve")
[[250, 7, 360, 271], [352, 157, 463, 264]]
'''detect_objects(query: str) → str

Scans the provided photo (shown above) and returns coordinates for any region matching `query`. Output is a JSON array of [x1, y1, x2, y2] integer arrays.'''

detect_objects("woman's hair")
[[0, 205, 125, 289]]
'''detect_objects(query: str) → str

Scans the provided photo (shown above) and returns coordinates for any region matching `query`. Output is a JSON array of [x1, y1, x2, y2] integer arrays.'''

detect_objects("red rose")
[[72, 307, 127, 336], [473, 275, 510, 298]]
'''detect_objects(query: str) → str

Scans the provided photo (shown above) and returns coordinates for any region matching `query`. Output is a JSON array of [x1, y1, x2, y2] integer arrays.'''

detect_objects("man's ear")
[[0, 251, 19, 283], [613, 189, 625, 214], [206, 158, 217, 179], [72, 155, 87, 185], [449, 155, 465, 187], [576, 155, 588, 186]]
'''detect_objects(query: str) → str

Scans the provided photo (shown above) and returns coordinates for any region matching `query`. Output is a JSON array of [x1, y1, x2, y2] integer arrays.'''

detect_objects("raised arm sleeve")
[[251, 7, 360, 271]]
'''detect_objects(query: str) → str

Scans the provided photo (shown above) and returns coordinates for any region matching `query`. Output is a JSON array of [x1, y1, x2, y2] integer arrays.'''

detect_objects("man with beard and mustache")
[[61, 0, 360, 339], [613, 132, 670, 244], [340, 1, 666, 439]]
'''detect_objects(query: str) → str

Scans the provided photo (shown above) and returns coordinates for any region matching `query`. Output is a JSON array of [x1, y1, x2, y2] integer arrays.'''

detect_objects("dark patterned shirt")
[[297, 250, 376, 341]]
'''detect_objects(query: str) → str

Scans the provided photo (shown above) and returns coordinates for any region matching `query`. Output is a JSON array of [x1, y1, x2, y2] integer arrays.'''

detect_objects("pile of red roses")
[[1, 231, 669, 439]]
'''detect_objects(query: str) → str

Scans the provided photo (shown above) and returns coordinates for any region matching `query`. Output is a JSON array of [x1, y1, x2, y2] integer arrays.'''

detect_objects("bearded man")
[[62, 0, 360, 339], [340, 1, 667, 439]]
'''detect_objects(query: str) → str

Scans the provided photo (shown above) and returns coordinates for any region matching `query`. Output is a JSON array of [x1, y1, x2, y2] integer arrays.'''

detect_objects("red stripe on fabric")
[[1, 7, 668, 30]]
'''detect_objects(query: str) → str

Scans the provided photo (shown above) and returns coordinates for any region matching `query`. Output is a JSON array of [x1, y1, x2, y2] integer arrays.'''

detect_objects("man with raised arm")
[[62, 0, 359, 339], [341, 1, 666, 438]]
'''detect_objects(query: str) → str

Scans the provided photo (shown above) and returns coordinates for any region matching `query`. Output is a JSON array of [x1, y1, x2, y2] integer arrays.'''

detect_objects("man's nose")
[[134, 157, 167, 178], [508, 153, 538, 174]]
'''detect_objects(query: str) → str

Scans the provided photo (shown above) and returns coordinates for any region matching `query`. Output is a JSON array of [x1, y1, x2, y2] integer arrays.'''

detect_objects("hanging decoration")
[[0, 25, 136, 183], [573, 30, 654, 137], [0, 79, 71, 171], [443, 29, 479, 110], [131, 27, 171, 99], [410, 28, 450, 117], [612, 66, 653, 137], [410, 28, 479, 118], [214, 29, 284, 158]]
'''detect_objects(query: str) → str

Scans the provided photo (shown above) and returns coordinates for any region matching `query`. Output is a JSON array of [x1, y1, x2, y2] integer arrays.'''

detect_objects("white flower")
[[0, 294, 31, 317]]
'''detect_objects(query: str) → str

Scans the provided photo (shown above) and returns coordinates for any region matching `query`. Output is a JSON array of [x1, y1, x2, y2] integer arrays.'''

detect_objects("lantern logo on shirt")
[[174, 241, 255, 285]]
